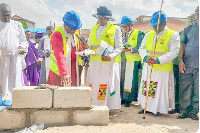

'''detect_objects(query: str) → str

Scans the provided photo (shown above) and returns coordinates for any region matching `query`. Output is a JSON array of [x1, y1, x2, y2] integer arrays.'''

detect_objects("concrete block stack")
[[0, 86, 109, 130]]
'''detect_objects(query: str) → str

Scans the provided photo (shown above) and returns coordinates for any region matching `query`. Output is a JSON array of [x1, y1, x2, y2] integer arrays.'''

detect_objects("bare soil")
[[36, 102, 199, 133]]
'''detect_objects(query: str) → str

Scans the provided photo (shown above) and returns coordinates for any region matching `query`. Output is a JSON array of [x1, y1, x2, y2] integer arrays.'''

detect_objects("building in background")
[[11, 15, 35, 28], [134, 15, 188, 33]]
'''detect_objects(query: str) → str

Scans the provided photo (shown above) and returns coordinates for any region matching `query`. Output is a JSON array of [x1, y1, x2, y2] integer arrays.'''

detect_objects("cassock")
[[0, 20, 28, 100], [86, 24, 123, 109]]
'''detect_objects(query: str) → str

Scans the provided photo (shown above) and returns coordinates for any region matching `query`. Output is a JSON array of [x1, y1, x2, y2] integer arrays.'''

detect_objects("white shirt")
[[139, 26, 180, 65], [0, 20, 28, 55], [87, 23, 123, 61]]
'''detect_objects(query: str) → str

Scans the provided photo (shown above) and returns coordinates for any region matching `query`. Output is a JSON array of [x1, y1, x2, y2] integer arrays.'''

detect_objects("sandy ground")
[[35, 102, 199, 133]]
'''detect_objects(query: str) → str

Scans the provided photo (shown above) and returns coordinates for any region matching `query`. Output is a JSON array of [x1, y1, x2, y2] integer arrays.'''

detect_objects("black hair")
[[25, 30, 31, 34], [46, 26, 54, 31], [35, 35, 42, 39]]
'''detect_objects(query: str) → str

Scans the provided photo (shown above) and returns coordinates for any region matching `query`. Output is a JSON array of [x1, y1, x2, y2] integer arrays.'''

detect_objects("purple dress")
[[23, 43, 42, 86]]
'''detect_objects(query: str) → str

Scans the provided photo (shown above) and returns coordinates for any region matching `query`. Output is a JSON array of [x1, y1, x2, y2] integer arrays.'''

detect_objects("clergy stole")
[[97, 63, 110, 100], [44, 35, 51, 81], [124, 61, 135, 93]]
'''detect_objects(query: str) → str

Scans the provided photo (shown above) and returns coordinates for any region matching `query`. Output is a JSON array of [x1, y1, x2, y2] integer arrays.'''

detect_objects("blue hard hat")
[[63, 11, 82, 30], [149, 11, 167, 27], [121, 16, 133, 26]]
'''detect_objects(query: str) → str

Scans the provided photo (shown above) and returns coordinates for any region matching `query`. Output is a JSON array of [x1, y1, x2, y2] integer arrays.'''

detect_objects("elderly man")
[[178, 6, 199, 120], [38, 26, 54, 84], [47, 11, 83, 87], [138, 11, 180, 115], [120, 16, 144, 107], [86, 6, 123, 110], [0, 3, 28, 100]]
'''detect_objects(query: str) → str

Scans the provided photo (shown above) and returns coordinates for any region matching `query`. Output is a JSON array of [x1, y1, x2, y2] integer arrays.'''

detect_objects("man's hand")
[[19, 50, 26, 55], [61, 74, 72, 87], [179, 60, 186, 73], [102, 55, 111, 61], [81, 40, 89, 50], [36, 58, 43, 65], [18, 46, 26, 55], [46, 53, 50, 57], [146, 56, 158, 65], [122, 48, 131, 52]]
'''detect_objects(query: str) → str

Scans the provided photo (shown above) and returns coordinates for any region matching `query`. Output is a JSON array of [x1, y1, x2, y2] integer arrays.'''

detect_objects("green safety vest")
[[90, 23, 121, 63], [146, 29, 175, 71], [125, 29, 141, 61], [49, 25, 82, 76]]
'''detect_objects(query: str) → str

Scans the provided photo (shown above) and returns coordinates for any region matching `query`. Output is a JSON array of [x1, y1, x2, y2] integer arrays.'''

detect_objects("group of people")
[[0, 3, 199, 120]]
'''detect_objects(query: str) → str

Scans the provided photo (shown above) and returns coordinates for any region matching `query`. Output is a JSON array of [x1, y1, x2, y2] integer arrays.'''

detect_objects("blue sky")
[[0, 0, 199, 29]]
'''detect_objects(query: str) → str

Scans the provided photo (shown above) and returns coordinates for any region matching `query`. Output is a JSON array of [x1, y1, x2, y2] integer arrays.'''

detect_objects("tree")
[[18, 20, 28, 29]]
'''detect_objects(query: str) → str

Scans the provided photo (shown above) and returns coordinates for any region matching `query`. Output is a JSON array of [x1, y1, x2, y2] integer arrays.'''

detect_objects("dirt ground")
[[35, 102, 199, 133]]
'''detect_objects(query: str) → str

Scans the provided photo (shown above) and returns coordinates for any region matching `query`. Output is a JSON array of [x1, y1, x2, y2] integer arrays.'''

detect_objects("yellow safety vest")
[[146, 29, 175, 71], [90, 23, 121, 63], [49, 25, 82, 76], [125, 29, 141, 61]]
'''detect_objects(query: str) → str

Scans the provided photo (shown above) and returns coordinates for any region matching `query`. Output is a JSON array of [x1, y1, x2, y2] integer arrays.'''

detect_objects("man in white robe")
[[38, 26, 54, 84], [138, 11, 180, 115], [86, 6, 123, 110], [0, 3, 28, 100]]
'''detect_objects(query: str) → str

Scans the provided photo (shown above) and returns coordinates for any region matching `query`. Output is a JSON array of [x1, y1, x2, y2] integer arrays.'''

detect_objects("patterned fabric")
[[98, 84, 107, 100], [142, 80, 158, 98], [142, 80, 147, 96]]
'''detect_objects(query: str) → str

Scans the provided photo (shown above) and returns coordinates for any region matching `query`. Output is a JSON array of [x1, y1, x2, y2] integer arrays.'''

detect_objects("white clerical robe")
[[86, 24, 123, 109], [0, 20, 28, 100], [138, 26, 180, 114]]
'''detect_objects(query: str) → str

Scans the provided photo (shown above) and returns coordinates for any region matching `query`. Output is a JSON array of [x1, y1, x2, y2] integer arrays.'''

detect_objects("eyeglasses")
[[1, 13, 11, 17]]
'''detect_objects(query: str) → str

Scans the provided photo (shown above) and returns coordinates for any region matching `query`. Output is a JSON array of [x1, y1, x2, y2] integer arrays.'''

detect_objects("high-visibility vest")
[[146, 29, 175, 71], [49, 25, 82, 76], [125, 29, 141, 61], [90, 23, 121, 63]]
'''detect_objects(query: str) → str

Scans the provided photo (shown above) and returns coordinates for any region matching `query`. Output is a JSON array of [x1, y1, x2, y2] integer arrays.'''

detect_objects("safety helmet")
[[63, 10, 82, 30], [121, 16, 133, 26], [149, 11, 167, 27]]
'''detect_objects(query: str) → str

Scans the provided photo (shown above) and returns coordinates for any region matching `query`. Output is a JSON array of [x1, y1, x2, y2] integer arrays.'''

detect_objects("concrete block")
[[30, 110, 69, 128], [12, 86, 52, 108], [73, 106, 109, 126], [54, 87, 92, 108], [0, 110, 26, 130]]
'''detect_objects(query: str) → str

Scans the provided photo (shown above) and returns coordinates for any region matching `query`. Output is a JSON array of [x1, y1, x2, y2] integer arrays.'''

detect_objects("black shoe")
[[138, 109, 150, 114], [177, 112, 188, 119], [124, 102, 130, 107], [150, 112, 160, 116], [174, 108, 180, 113], [121, 100, 126, 105], [138, 109, 144, 114], [169, 108, 180, 114], [190, 113, 199, 120], [168, 109, 174, 114]]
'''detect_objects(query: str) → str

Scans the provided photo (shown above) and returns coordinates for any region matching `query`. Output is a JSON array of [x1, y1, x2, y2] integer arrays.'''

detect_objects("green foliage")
[[18, 20, 28, 29]]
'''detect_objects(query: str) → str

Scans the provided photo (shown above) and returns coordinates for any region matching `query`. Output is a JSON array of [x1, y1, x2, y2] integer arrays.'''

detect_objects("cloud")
[[0, 0, 198, 29]]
